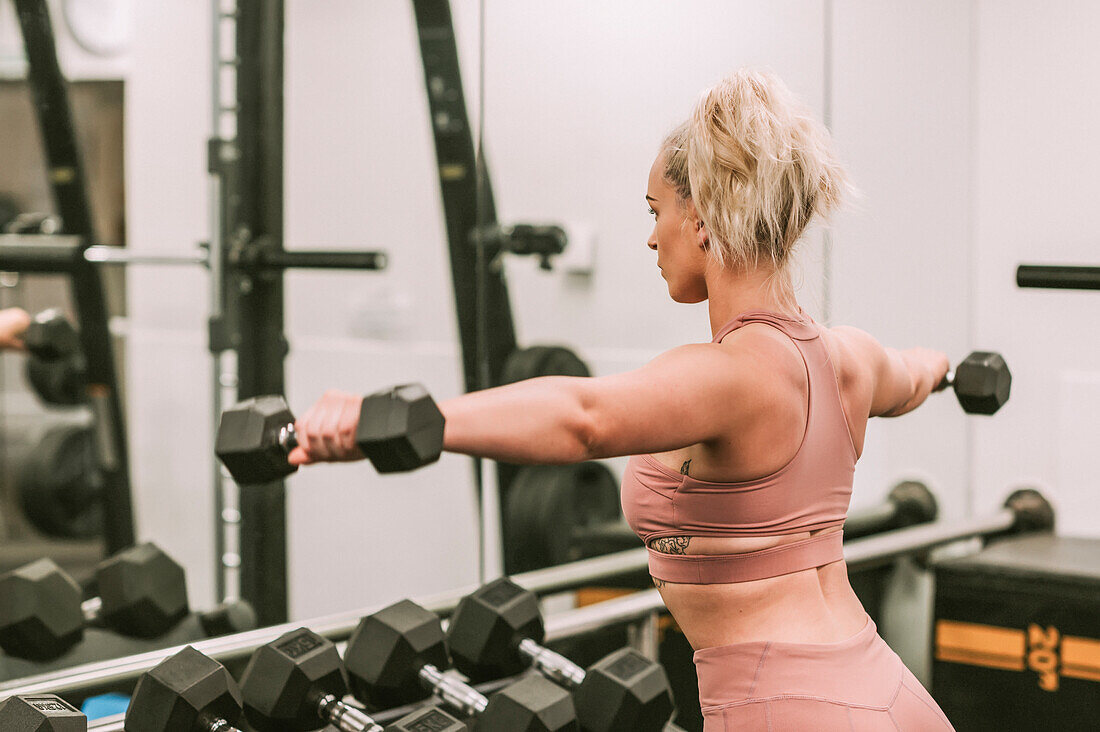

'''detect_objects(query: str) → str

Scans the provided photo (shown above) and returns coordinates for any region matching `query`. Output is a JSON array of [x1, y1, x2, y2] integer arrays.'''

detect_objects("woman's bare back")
[[647, 324, 873, 650]]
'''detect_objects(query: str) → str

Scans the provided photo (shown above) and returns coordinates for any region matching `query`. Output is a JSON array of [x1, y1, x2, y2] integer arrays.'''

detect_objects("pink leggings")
[[693, 617, 955, 731]]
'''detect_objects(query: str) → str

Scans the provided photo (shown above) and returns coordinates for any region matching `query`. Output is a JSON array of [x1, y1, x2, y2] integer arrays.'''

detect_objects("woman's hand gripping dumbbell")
[[215, 384, 446, 484]]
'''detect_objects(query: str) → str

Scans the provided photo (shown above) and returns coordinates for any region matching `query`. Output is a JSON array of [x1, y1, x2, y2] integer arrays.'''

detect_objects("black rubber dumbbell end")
[[953, 351, 1012, 415], [344, 599, 451, 710], [478, 675, 578, 731], [0, 694, 86, 732], [216, 395, 299, 485], [447, 577, 546, 682], [24, 309, 80, 361], [888, 480, 938, 528], [199, 599, 258, 637], [573, 648, 674, 732], [124, 646, 243, 732], [355, 384, 446, 473], [1005, 487, 1055, 533], [96, 543, 190, 638], [239, 627, 352, 731], [0, 558, 84, 661]]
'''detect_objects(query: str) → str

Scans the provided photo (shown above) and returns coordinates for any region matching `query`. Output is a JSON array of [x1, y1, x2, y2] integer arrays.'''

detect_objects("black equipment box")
[[932, 534, 1100, 730]]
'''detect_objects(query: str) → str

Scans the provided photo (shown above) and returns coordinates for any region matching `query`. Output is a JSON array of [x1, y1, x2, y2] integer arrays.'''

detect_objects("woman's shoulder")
[[819, 326, 878, 376], [715, 323, 809, 400]]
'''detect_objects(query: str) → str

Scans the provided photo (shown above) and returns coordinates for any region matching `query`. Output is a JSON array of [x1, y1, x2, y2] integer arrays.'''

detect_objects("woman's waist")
[[657, 562, 864, 649], [651, 528, 831, 553], [645, 527, 845, 586]]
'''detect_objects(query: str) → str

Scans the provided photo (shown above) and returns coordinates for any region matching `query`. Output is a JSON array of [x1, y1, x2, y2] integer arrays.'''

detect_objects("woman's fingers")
[[294, 390, 365, 463], [287, 446, 311, 466], [336, 396, 363, 458]]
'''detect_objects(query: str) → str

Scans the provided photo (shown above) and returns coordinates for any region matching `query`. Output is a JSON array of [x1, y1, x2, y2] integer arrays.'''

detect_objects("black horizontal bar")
[[1017, 264, 1100, 291], [0, 234, 85, 273], [245, 249, 387, 271], [0, 235, 388, 273]]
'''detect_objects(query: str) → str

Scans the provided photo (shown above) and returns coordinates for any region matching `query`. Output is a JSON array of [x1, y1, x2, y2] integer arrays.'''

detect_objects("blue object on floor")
[[82, 692, 129, 720]]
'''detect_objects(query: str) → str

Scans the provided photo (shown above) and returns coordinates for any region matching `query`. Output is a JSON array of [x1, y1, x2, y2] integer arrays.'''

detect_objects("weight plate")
[[503, 462, 621, 572], [18, 424, 104, 538], [500, 345, 590, 385]]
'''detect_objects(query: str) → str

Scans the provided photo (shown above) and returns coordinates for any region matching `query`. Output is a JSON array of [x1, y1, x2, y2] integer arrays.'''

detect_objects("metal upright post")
[[13, 0, 135, 553], [412, 0, 518, 395], [209, 0, 243, 603], [231, 0, 288, 625], [413, 0, 519, 581]]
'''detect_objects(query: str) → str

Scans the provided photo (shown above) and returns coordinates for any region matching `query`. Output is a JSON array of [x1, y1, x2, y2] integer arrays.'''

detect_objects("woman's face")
[[646, 156, 709, 303]]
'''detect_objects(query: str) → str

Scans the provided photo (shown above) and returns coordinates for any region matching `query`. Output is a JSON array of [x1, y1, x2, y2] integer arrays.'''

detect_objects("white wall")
[[971, 0, 1100, 537], [279, 0, 830, 618], [829, 0, 974, 519], [11, 0, 1086, 622]]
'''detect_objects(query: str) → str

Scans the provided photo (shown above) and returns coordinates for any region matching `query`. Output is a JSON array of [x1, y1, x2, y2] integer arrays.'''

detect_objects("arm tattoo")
[[650, 536, 691, 555], [680, 459, 692, 476]]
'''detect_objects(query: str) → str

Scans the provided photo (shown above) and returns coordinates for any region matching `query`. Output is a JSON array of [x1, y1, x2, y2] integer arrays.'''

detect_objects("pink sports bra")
[[620, 310, 858, 584]]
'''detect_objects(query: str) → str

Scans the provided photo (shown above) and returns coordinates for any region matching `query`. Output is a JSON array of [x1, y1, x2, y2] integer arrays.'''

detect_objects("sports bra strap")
[[712, 309, 818, 344], [646, 530, 844, 584]]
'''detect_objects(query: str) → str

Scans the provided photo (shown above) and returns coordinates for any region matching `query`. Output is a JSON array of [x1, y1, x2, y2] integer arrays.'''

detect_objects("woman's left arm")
[[441, 343, 755, 463]]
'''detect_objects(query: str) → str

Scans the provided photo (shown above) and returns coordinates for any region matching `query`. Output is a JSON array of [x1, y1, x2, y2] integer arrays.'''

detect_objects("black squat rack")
[[1, 0, 561, 624], [0, 0, 389, 625]]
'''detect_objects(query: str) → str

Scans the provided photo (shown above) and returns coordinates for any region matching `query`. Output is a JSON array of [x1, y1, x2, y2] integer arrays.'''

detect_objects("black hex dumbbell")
[[23, 308, 86, 406], [0, 694, 85, 731], [0, 544, 254, 661], [239, 626, 466, 731], [447, 578, 674, 731], [124, 646, 244, 732], [346, 599, 577, 730], [215, 384, 446, 485], [938, 351, 1011, 414]]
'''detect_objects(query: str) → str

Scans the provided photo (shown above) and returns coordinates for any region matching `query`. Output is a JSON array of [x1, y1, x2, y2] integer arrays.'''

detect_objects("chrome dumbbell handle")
[[419, 664, 489, 716], [518, 637, 586, 688], [315, 693, 383, 732]]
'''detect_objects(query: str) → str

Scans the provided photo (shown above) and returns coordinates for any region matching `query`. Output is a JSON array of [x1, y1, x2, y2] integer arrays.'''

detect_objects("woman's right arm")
[[835, 327, 950, 417]]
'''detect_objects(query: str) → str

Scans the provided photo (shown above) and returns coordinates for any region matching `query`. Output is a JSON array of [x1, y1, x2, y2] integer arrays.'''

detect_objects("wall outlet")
[[558, 221, 597, 276]]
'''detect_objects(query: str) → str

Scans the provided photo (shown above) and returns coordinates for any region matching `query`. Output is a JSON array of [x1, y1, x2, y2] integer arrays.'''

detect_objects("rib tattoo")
[[650, 536, 691, 555]]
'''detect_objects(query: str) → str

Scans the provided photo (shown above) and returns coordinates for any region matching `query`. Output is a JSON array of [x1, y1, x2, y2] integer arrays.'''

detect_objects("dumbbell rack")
[[0, 492, 1053, 703]]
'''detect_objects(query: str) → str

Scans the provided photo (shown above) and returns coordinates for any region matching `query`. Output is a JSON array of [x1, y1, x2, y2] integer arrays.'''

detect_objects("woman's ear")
[[686, 200, 709, 249], [695, 219, 709, 249]]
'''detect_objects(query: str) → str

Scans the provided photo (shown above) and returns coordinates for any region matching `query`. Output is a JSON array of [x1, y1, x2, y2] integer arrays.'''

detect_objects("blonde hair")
[[661, 69, 849, 273]]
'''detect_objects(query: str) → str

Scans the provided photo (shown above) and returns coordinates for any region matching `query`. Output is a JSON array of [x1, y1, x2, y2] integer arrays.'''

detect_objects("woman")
[[289, 69, 955, 730]]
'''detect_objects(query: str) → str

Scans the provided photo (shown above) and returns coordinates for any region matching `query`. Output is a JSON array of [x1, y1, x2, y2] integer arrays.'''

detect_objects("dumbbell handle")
[[278, 423, 298, 452], [316, 692, 383, 732], [518, 637, 586, 688], [419, 663, 489, 716], [937, 369, 956, 391], [81, 596, 102, 624], [204, 720, 243, 732]]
